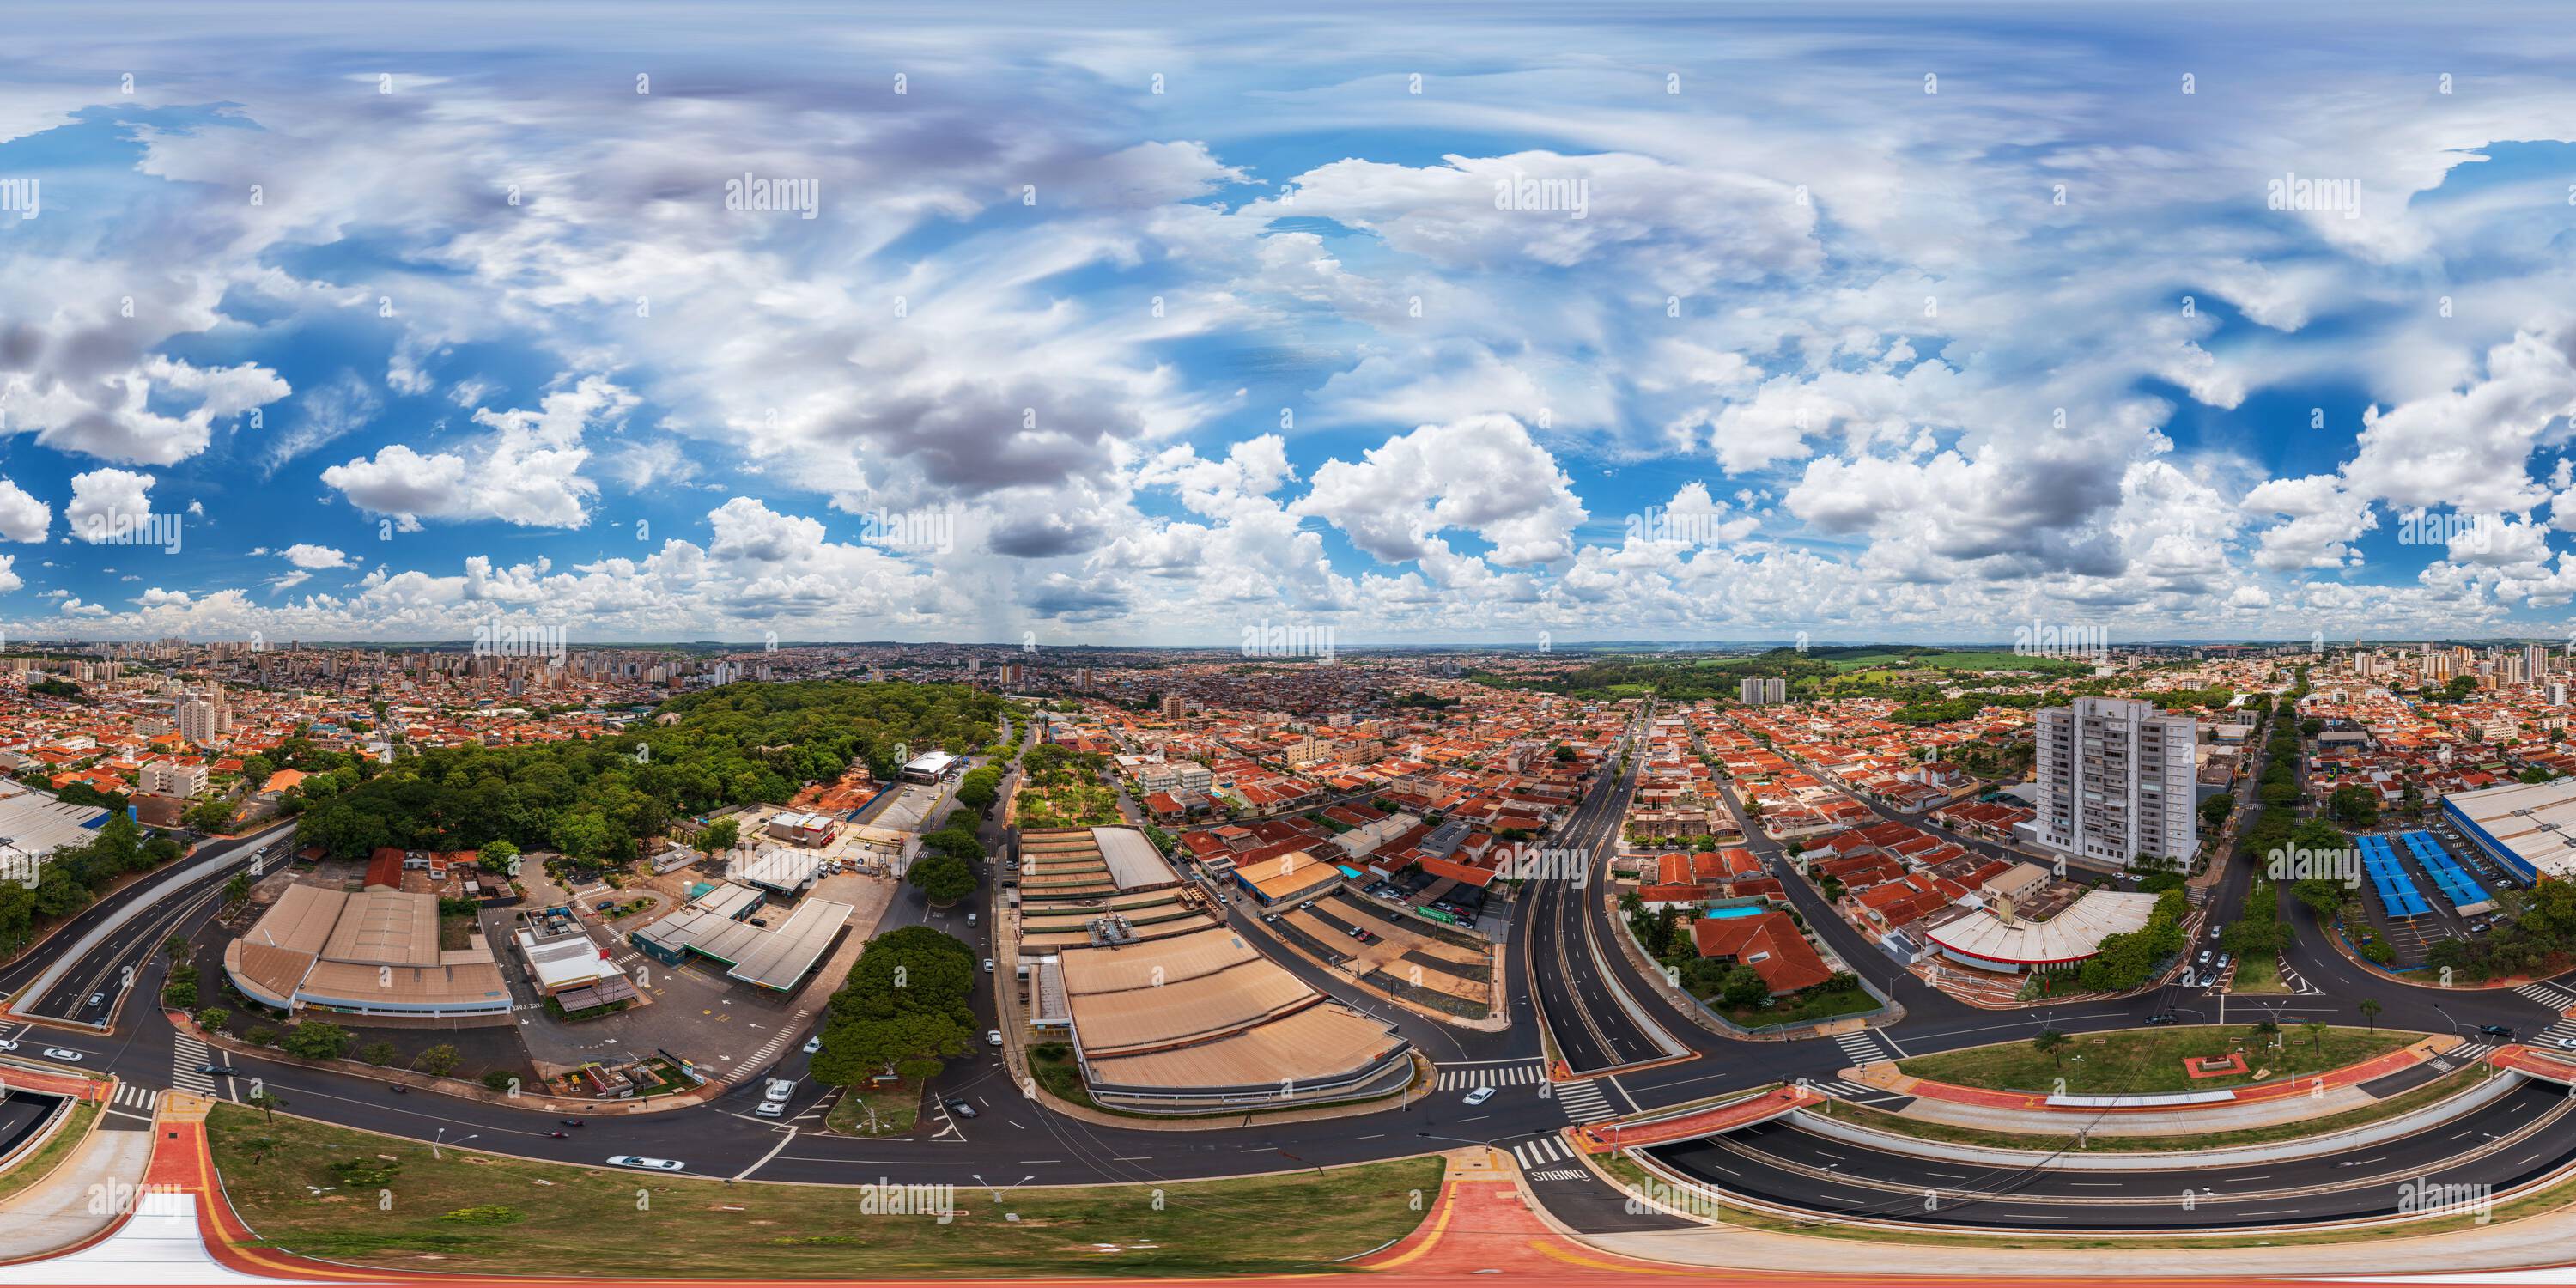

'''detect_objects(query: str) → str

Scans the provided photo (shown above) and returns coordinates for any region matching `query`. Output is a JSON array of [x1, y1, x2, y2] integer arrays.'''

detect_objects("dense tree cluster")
[[807, 925, 977, 1086], [294, 682, 1001, 862], [0, 814, 181, 946]]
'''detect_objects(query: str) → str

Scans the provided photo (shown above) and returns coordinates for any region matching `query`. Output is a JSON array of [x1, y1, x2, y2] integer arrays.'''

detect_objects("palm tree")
[[2301, 1020, 2329, 1054], [246, 1090, 283, 1124], [2252, 1018, 2281, 1048], [244, 1135, 281, 1165], [2032, 1029, 2070, 1071], [2358, 998, 2383, 1032]]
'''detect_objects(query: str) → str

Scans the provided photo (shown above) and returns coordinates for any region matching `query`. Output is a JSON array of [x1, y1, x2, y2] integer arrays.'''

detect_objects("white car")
[[41, 1048, 81, 1062], [0, 1040, 16, 1053], [986, 1030, 1003, 1047], [608, 1156, 683, 1171], [1462, 1085, 1495, 1106], [801, 1036, 822, 1054], [983, 958, 995, 973], [754, 1099, 786, 1117]]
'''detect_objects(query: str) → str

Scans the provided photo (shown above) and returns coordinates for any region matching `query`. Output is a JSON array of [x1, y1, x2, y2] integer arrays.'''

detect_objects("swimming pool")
[[1699, 902, 1769, 920]]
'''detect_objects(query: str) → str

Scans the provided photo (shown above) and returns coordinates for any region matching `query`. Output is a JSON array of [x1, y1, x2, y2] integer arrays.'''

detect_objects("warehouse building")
[[224, 883, 512, 1021], [629, 882, 853, 993], [2443, 777, 2576, 885]]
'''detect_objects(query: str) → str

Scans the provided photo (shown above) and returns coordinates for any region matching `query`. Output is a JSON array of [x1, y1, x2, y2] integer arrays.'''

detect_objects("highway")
[[9, 702, 2576, 1241]]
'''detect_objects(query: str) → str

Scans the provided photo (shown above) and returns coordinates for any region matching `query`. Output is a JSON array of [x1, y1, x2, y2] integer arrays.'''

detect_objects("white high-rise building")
[[177, 686, 230, 746], [2529, 644, 2551, 683], [2029, 696, 2198, 868], [1737, 676, 1787, 706]]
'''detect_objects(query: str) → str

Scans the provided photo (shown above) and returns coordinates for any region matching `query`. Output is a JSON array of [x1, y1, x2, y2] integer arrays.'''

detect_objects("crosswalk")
[[172, 1032, 216, 1097], [1507, 1134, 1577, 1170], [1833, 1028, 1900, 1068], [1435, 1062, 1546, 1090], [1807, 1076, 1910, 1106], [1552, 1078, 1616, 1123], [107, 1082, 160, 1113], [2517, 981, 2576, 1011]]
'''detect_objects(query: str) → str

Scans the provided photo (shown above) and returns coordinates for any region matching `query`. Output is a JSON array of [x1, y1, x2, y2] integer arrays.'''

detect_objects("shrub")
[[482, 1068, 521, 1094], [437, 1205, 524, 1225], [246, 1024, 279, 1047]]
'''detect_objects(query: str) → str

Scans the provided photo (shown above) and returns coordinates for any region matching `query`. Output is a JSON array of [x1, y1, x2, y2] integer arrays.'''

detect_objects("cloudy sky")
[[3, 2, 2575, 647]]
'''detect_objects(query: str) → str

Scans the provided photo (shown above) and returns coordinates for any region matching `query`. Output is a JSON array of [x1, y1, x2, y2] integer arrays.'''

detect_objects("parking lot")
[[2352, 827, 2515, 969]]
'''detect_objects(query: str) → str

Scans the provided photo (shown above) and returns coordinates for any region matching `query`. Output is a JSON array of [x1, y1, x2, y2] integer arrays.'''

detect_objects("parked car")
[[608, 1156, 684, 1171], [946, 1099, 978, 1119], [986, 1030, 1003, 1046], [983, 958, 995, 973], [2195, 950, 2212, 967], [755, 1099, 786, 1117], [1462, 1085, 1495, 1106]]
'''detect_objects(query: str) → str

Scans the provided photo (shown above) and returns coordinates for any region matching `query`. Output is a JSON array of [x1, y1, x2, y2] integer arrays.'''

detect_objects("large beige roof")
[[239, 883, 346, 957], [319, 889, 442, 967], [1084, 1005, 1404, 1091], [1057, 925, 1256, 993]]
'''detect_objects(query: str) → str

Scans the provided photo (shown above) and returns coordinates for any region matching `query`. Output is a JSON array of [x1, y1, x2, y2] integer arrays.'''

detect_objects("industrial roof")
[[1091, 827, 1179, 890], [2445, 778, 2576, 880]]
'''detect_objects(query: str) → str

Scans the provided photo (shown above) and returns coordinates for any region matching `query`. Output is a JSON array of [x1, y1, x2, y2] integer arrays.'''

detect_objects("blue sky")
[[3, 2, 2576, 646]]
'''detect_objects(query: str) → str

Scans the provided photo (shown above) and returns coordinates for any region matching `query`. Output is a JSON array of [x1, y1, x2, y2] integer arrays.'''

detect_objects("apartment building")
[[1737, 676, 1787, 706], [2026, 696, 2197, 867], [139, 758, 207, 798]]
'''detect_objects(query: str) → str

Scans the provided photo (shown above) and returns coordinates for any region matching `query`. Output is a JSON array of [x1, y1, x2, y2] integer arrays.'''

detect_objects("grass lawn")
[[0, 1100, 95, 1206], [1831, 1060, 2491, 1152], [208, 1104, 1441, 1279], [1895, 1024, 2425, 1094], [823, 1081, 920, 1136], [2231, 952, 2290, 993], [1721, 983, 1880, 1029]]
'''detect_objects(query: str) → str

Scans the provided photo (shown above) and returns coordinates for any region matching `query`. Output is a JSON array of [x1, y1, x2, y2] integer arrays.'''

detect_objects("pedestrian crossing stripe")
[[1552, 1080, 1616, 1122], [1509, 1136, 1573, 1169], [1434, 1063, 1546, 1090], [110, 1084, 159, 1110]]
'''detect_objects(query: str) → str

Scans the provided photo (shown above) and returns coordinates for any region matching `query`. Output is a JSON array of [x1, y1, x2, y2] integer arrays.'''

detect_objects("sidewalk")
[[0, 1105, 144, 1265], [1574, 1084, 1815, 1151], [1843, 1035, 2459, 1135]]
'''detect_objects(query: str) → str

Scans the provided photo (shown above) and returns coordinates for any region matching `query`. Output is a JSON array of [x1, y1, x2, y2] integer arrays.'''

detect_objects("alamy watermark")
[[2265, 844, 2360, 889], [79, 508, 181, 553], [1493, 169, 1588, 221], [852, 507, 957, 554], [1496, 845, 1589, 885], [0, 177, 34, 220], [1242, 618, 1335, 665], [856, 1179, 956, 1223], [2396, 509, 2498, 556], [2012, 617, 2108, 664], [724, 171, 818, 219], [471, 614, 567, 666], [2397, 1177, 2492, 1224], [1623, 1176, 1723, 1220], [1624, 503, 1732, 546], [2267, 171, 2360, 220]]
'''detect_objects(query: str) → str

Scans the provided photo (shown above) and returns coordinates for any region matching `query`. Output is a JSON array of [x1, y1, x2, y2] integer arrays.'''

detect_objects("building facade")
[[2028, 696, 2197, 867]]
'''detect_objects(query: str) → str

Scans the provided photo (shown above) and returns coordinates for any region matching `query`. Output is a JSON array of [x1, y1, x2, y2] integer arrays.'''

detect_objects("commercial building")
[[628, 882, 853, 993], [2024, 696, 2197, 867], [222, 883, 512, 1020], [1231, 848, 1346, 908], [2444, 777, 2576, 884], [764, 810, 837, 847], [138, 759, 207, 798], [900, 751, 962, 784], [1918, 887, 2161, 974]]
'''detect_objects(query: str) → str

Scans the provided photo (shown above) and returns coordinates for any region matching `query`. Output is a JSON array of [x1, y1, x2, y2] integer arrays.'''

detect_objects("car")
[[0, 1040, 17, 1053], [2481, 1024, 2516, 1038], [2195, 950, 2212, 967], [802, 1036, 822, 1054], [2208, 925, 2222, 941], [197, 1063, 240, 1077], [749, 917, 769, 928], [966, 911, 979, 927], [764, 1078, 794, 1103], [2214, 953, 2231, 972], [608, 1156, 684, 1171], [754, 1099, 786, 1117], [983, 958, 995, 973], [86, 993, 105, 1009], [41, 1048, 81, 1062], [2144, 1013, 2178, 1025], [1461, 1085, 1495, 1106], [986, 1030, 1003, 1046], [945, 1099, 978, 1119], [2555, 1036, 2576, 1051]]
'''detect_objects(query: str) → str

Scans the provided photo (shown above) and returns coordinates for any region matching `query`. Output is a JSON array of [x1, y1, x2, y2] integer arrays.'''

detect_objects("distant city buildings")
[[1737, 676, 1787, 706]]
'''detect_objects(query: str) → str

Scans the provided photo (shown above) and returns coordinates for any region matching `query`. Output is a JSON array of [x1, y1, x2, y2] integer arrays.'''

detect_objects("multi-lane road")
[[6, 711, 2576, 1240]]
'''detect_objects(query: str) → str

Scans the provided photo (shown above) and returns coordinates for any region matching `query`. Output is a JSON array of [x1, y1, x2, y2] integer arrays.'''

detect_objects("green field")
[[1826, 650, 2087, 674], [1895, 1025, 2423, 1094], [208, 1105, 1442, 1279]]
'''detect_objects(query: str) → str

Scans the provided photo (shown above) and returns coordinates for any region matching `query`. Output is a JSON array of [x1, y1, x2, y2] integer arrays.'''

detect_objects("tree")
[[415, 1043, 461, 1077], [478, 838, 521, 869], [222, 872, 253, 908], [2032, 1029, 2070, 1070], [908, 852, 975, 905], [2357, 998, 2383, 1031], [2251, 1018, 2281, 1048], [161, 933, 191, 962], [483, 1069, 520, 1094], [184, 799, 237, 834], [196, 1006, 230, 1033], [808, 926, 977, 1087], [358, 1041, 400, 1066], [699, 819, 739, 853], [246, 1024, 279, 1047], [246, 1090, 284, 1123], [243, 1135, 282, 1165], [282, 1021, 352, 1062], [1716, 963, 1770, 1010], [2300, 1020, 2328, 1053]]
